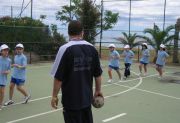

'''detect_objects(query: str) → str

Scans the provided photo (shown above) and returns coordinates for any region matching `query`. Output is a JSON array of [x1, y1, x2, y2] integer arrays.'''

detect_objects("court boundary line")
[[28, 65, 51, 69], [2, 94, 62, 108], [4, 72, 154, 108], [104, 71, 142, 98], [6, 72, 177, 123], [102, 113, 127, 122], [5, 71, 142, 123], [6, 108, 63, 123], [113, 83, 180, 100], [3, 72, 166, 109]]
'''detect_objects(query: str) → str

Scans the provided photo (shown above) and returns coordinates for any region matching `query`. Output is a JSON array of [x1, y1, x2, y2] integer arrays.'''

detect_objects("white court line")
[[4, 72, 166, 123], [6, 108, 63, 123], [2, 72, 153, 108], [28, 65, 51, 69], [5, 65, 176, 122], [5, 71, 142, 123], [8, 71, 174, 123], [102, 113, 127, 122], [4, 72, 170, 108], [104, 71, 142, 98], [114, 83, 180, 100], [119, 73, 159, 83], [2, 94, 62, 108], [3, 72, 151, 108]]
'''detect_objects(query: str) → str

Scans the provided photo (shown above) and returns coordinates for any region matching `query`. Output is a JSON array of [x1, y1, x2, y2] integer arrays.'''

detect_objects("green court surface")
[[0, 60, 180, 123]]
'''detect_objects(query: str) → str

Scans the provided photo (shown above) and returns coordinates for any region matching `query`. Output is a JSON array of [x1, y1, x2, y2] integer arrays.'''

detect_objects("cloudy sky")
[[0, 0, 180, 37]]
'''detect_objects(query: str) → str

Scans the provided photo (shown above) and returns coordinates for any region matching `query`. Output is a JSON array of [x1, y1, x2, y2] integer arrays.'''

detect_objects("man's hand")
[[94, 91, 103, 98], [51, 96, 59, 109]]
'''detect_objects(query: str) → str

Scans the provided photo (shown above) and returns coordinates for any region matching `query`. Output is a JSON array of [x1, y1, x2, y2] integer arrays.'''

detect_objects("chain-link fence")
[[0, 0, 180, 64]]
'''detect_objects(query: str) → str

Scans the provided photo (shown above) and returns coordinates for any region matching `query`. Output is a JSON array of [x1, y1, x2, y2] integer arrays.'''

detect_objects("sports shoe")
[[119, 80, 123, 82], [144, 73, 147, 76], [107, 79, 112, 83], [4, 100, 14, 106], [119, 77, 123, 82], [22, 95, 31, 104], [123, 76, 127, 80], [138, 72, 142, 76], [158, 76, 163, 80]]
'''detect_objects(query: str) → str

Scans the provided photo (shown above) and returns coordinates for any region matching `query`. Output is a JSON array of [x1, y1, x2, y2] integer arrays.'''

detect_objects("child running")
[[139, 43, 150, 76], [107, 44, 121, 83], [0, 44, 11, 110], [4, 43, 30, 106], [155, 44, 169, 79], [122, 45, 134, 79]]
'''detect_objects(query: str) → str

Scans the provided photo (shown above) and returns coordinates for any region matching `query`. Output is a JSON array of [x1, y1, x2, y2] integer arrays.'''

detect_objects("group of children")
[[0, 42, 170, 110], [0, 43, 30, 110], [107, 43, 169, 83]]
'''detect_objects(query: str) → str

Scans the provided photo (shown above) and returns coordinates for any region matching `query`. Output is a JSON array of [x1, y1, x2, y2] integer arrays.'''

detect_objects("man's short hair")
[[68, 20, 83, 36]]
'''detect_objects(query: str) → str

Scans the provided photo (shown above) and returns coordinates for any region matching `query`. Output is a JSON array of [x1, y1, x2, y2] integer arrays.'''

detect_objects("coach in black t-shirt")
[[50, 20, 103, 123]]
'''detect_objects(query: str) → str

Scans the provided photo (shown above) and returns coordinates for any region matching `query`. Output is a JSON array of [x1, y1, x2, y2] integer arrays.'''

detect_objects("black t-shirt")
[[51, 40, 102, 110]]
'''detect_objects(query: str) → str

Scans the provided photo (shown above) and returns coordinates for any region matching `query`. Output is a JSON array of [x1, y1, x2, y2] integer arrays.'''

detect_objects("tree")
[[140, 24, 175, 53], [0, 16, 50, 44], [173, 18, 180, 63], [0, 16, 65, 56], [56, 0, 119, 44], [40, 15, 47, 21], [115, 32, 145, 49], [50, 24, 66, 44]]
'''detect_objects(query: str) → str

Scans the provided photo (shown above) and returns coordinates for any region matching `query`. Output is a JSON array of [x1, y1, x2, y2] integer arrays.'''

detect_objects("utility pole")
[[99, 0, 103, 58], [129, 0, 132, 36], [70, 0, 72, 20], [30, 0, 33, 64], [11, 6, 13, 18], [31, 0, 33, 19], [163, 0, 166, 31]]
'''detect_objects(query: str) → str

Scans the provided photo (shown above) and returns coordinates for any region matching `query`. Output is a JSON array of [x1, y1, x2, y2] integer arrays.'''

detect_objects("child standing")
[[107, 44, 121, 83], [139, 43, 150, 76], [122, 45, 134, 79], [0, 44, 11, 110], [4, 43, 30, 106], [156, 44, 169, 79]]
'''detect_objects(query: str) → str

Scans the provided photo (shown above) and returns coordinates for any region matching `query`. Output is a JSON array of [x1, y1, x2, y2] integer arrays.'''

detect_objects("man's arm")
[[94, 76, 103, 98], [51, 78, 62, 109]]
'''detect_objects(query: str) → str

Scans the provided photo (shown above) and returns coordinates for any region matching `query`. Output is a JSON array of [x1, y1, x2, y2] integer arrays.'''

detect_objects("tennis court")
[[0, 60, 180, 123]]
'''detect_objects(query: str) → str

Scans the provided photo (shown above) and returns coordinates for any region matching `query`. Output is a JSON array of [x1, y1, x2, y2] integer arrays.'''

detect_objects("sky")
[[0, 0, 180, 39]]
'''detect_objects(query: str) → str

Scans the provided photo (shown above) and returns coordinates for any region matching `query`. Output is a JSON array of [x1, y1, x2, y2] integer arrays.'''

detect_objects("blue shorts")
[[140, 61, 148, 65], [156, 64, 163, 68], [0, 85, 5, 87], [109, 65, 119, 70], [11, 77, 25, 86]]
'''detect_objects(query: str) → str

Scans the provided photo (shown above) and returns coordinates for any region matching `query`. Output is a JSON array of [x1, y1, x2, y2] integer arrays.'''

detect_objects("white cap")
[[108, 44, 116, 48], [0, 44, 9, 51], [142, 43, 148, 47], [160, 44, 166, 48], [124, 45, 130, 49], [15, 43, 24, 48]]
